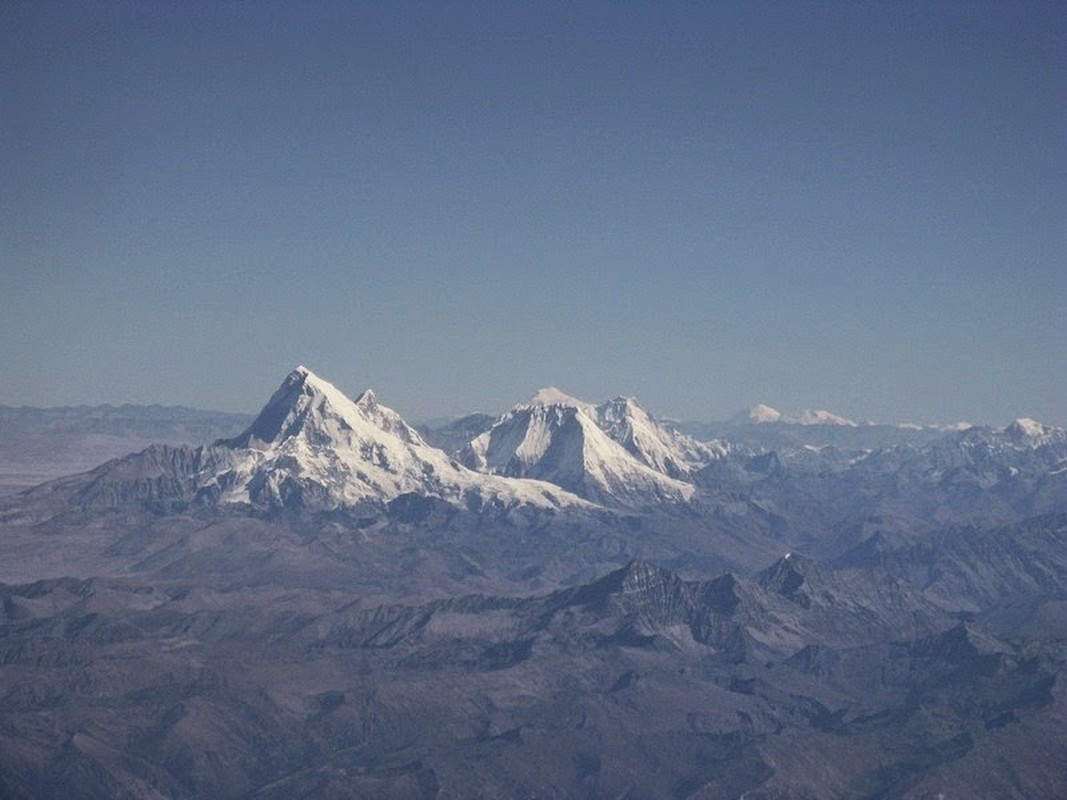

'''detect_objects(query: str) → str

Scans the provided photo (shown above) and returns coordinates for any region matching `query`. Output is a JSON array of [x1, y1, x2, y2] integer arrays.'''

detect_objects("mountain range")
[[1, 366, 1065, 798], [0, 404, 252, 496]]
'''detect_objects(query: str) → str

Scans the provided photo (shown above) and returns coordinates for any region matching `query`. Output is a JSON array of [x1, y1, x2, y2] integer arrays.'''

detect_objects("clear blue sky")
[[3, 1, 1064, 425]]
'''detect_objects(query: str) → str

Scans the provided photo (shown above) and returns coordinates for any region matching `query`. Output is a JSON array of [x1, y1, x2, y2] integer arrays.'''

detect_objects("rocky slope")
[[0, 559, 1062, 799]]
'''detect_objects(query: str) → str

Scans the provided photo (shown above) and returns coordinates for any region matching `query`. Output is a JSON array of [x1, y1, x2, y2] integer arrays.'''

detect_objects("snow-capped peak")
[[733, 403, 857, 427], [224, 366, 423, 451], [784, 409, 858, 427], [596, 395, 724, 478], [460, 393, 695, 507], [1010, 418, 1047, 438], [898, 420, 973, 432], [1005, 417, 1064, 445], [596, 395, 645, 425], [744, 404, 782, 424], [937, 421, 974, 432], [527, 387, 597, 416], [292, 365, 345, 400], [213, 367, 591, 513]]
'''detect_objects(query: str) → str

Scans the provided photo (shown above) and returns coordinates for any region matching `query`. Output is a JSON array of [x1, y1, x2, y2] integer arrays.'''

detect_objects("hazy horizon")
[[4, 2, 1064, 426], [0, 363, 1045, 430]]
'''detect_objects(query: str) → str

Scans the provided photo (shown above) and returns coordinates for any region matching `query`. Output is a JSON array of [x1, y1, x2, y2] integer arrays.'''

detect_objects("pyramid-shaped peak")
[[756, 552, 820, 597], [916, 622, 1011, 661], [528, 387, 597, 415], [583, 559, 683, 601], [600, 395, 644, 412], [289, 367, 361, 408], [593, 559, 690, 621], [225, 367, 341, 448], [598, 395, 655, 425], [283, 365, 345, 398], [593, 394, 721, 479], [223, 367, 416, 450], [289, 364, 323, 384], [618, 558, 679, 588]]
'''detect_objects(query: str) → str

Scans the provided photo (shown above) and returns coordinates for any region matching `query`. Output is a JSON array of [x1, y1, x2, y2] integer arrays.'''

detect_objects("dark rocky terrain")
[[2, 372, 1065, 798], [0, 557, 1063, 799]]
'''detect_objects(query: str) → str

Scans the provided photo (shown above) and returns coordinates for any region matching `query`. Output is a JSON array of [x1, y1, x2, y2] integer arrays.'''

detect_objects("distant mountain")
[[5, 370, 1065, 540], [675, 418, 943, 458], [673, 404, 988, 459], [736, 402, 784, 424], [848, 418, 1067, 520], [836, 512, 1067, 629], [5, 369, 1065, 542], [595, 395, 727, 478], [458, 389, 699, 508], [416, 412, 496, 455], [0, 403, 252, 496], [0, 403, 253, 441], [731, 403, 858, 427]]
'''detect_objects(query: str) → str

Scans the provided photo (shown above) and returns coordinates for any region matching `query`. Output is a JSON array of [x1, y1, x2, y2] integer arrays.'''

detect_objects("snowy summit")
[[459, 387, 717, 508], [735, 404, 857, 427], [211, 367, 592, 513], [527, 386, 598, 416]]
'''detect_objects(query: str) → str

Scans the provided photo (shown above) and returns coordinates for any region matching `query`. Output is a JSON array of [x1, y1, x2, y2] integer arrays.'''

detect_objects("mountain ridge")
[[2, 367, 1067, 798], [5, 367, 1065, 528]]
